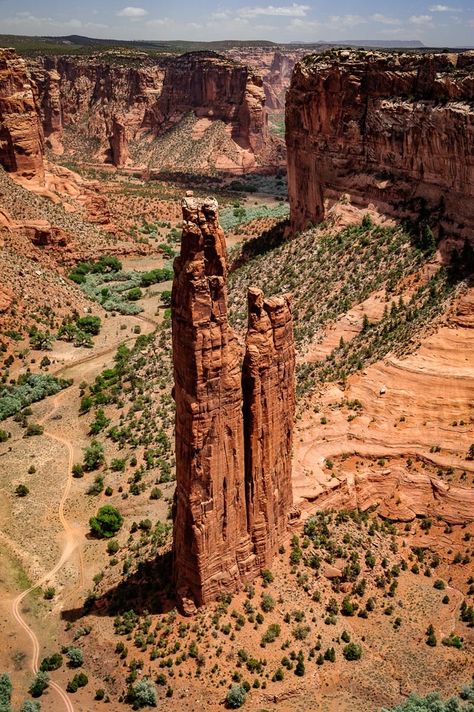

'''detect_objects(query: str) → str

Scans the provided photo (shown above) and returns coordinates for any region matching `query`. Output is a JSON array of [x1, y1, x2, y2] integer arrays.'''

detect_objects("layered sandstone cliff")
[[286, 50, 474, 237], [30, 51, 274, 170], [0, 48, 45, 182], [30, 54, 166, 164], [243, 287, 295, 569], [144, 51, 268, 154], [172, 198, 294, 609]]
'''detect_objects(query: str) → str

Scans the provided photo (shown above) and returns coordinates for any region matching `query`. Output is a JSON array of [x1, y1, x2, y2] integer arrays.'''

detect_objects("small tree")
[[29, 672, 49, 697], [89, 506, 123, 539], [83, 440, 105, 471], [343, 642, 362, 661], [76, 316, 101, 336]]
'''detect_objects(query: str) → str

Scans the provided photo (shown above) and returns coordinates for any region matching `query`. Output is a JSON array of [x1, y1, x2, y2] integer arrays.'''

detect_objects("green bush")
[[76, 316, 101, 335], [126, 678, 157, 708], [343, 642, 362, 660], [89, 506, 123, 539], [25, 423, 44, 437], [0, 429, 10, 442], [20, 701, 41, 712], [66, 647, 84, 668], [0, 673, 12, 706], [226, 684, 247, 709], [29, 672, 49, 698], [15, 484, 29, 497], [40, 653, 62, 672]]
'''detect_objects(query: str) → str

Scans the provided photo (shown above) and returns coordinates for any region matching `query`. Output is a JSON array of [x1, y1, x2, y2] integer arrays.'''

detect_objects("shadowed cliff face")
[[286, 50, 474, 239], [172, 198, 294, 611], [0, 48, 45, 182]]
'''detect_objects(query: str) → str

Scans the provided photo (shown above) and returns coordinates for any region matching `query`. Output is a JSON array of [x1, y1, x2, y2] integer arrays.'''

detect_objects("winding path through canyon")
[[7, 305, 160, 711], [11, 390, 77, 712]]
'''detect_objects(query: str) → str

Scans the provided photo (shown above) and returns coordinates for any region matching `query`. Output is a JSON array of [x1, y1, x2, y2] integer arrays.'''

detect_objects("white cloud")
[[238, 4, 309, 18], [409, 14, 433, 25], [289, 17, 320, 29], [1, 12, 107, 31], [117, 6, 148, 17], [370, 13, 402, 25], [327, 14, 367, 27], [429, 4, 461, 11]]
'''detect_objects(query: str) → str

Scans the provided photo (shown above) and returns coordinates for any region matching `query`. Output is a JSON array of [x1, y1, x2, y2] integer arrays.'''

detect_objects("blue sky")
[[1, 0, 473, 45]]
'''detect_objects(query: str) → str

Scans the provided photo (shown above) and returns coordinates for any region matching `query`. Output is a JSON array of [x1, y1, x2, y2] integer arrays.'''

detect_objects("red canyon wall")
[[0, 48, 45, 182], [172, 198, 294, 610], [286, 50, 474, 237]]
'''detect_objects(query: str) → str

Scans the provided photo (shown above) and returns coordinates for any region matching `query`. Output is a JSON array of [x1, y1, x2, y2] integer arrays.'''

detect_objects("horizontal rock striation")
[[286, 50, 474, 238], [0, 48, 45, 182], [172, 198, 294, 610]]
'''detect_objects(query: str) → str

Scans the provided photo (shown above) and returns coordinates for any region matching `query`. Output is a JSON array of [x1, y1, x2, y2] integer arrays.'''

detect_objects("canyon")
[[172, 197, 294, 610], [28, 50, 282, 172], [286, 49, 474, 241], [0, 40, 473, 712]]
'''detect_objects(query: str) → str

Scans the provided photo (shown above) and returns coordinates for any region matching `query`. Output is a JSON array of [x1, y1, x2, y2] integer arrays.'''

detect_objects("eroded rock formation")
[[172, 198, 294, 609], [110, 116, 129, 167], [0, 48, 45, 182], [243, 287, 295, 569], [286, 50, 474, 238], [144, 51, 268, 154]]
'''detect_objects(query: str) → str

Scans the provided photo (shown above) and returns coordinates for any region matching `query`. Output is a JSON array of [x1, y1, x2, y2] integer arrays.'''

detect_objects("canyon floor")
[[0, 167, 473, 712]]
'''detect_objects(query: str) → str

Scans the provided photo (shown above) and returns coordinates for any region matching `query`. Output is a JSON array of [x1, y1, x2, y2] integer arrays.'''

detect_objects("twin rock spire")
[[171, 197, 295, 612]]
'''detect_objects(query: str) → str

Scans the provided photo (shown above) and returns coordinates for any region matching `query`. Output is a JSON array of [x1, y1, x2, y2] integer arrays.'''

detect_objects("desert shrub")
[[25, 424, 44, 437], [40, 653, 62, 671], [15, 484, 29, 497], [261, 593, 275, 612], [226, 684, 247, 709], [343, 642, 362, 660], [126, 678, 157, 709], [66, 647, 84, 668], [261, 624, 280, 645], [89, 506, 123, 539], [107, 539, 120, 555], [0, 429, 10, 442], [29, 672, 49, 697], [20, 701, 41, 712]]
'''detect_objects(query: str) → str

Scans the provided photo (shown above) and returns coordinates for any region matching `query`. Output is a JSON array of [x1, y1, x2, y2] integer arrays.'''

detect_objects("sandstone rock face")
[[243, 287, 295, 569], [144, 52, 268, 154], [172, 198, 294, 609], [286, 50, 474, 238], [30, 54, 166, 161], [110, 116, 128, 167], [0, 48, 45, 182]]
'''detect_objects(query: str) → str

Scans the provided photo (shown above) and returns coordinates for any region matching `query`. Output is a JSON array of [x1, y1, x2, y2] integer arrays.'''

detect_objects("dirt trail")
[[7, 300, 160, 711], [11, 391, 77, 712]]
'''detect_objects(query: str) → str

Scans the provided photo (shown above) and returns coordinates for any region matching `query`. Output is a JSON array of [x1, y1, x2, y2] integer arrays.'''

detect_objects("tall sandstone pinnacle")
[[172, 197, 294, 611], [243, 287, 295, 570]]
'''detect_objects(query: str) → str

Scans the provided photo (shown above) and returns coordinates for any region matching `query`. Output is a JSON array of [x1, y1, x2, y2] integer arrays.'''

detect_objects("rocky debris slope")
[[172, 197, 294, 610], [286, 50, 474, 239], [0, 48, 45, 182]]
